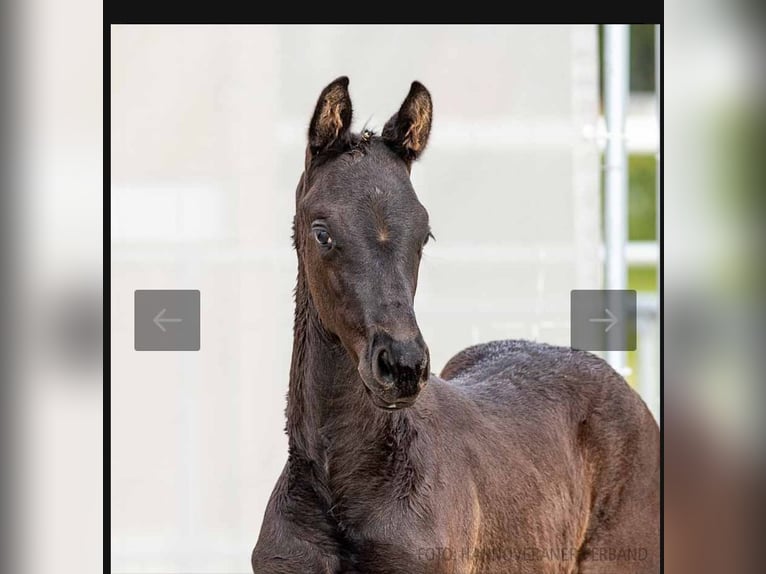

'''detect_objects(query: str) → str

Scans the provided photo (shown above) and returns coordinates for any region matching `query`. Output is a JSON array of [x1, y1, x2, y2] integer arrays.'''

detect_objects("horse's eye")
[[313, 227, 333, 248], [423, 231, 435, 246]]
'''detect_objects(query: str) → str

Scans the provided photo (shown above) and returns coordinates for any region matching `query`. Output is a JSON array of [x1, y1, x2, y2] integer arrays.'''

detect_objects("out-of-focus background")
[[3, 2, 103, 574], [109, 24, 659, 573], [664, 1, 766, 574]]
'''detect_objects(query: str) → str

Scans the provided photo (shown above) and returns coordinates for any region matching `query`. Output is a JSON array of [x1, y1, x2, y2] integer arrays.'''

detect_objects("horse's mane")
[[347, 128, 375, 156]]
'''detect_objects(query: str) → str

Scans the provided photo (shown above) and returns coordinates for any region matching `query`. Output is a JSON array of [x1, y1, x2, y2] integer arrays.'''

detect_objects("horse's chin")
[[357, 366, 418, 411]]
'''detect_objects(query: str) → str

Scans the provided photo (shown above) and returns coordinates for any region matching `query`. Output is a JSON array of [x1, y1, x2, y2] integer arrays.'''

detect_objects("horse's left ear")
[[382, 81, 433, 165]]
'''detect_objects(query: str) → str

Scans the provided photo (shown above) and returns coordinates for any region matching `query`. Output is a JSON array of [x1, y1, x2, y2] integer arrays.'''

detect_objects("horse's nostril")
[[376, 349, 395, 385]]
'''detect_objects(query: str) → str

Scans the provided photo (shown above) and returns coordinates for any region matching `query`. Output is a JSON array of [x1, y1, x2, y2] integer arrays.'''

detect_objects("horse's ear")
[[382, 81, 433, 164], [308, 76, 353, 155]]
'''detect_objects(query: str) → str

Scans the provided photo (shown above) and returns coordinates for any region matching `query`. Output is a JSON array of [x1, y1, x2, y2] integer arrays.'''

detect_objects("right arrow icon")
[[589, 308, 618, 332]]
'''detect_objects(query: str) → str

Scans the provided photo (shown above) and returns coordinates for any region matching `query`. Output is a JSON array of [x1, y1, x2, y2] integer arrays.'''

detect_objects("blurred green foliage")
[[627, 154, 658, 297], [630, 25, 656, 92], [598, 24, 656, 110], [599, 153, 657, 291], [629, 155, 657, 242], [708, 105, 766, 294], [629, 267, 657, 292]]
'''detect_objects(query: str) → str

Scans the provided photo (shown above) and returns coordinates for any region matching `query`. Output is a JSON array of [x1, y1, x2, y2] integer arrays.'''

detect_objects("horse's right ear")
[[308, 76, 353, 155]]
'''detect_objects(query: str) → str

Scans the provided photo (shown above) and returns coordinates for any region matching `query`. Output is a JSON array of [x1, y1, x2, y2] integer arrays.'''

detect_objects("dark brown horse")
[[251, 77, 659, 574]]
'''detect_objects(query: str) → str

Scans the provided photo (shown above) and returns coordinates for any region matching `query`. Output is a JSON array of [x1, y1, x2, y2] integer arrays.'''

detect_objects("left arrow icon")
[[153, 308, 183, 332]]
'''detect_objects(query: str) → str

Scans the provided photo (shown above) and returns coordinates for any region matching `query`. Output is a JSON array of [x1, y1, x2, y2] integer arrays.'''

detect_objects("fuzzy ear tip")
[[331, 76, 350, 89], [410, 81, 430, 96]]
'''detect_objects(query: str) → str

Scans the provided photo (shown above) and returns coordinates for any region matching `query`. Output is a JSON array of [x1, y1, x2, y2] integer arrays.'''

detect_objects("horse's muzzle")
[[361, 330, 430, 409]]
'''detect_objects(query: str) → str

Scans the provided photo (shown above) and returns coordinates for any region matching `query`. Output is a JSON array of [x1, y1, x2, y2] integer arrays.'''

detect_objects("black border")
[[104, 19, 112, 574], [105, 2, 662, 25], [658, 19, 664, 574]]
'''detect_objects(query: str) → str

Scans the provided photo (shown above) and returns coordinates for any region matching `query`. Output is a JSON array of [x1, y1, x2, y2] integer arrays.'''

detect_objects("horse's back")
[[440, 340, 614, 403], [442, 339, 602, 383]]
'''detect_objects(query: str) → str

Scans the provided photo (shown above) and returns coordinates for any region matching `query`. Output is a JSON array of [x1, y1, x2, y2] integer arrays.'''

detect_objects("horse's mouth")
[[366, 388, 418, 410], [358, 370, 424, 410]]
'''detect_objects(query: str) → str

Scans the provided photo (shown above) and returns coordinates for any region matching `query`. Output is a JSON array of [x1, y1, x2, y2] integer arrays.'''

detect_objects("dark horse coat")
[[251, 77, 660, 574]]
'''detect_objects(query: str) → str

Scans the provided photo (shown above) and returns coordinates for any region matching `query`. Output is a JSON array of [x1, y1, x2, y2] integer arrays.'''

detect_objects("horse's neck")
[[287, 268, 377, 457], [285, 266, 416, 474]]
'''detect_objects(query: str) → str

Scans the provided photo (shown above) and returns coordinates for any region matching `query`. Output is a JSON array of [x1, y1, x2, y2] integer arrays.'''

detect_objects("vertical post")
[[603, 25, 630, 373], [655, 25, 661, 295], [655, 25, 661, 292]]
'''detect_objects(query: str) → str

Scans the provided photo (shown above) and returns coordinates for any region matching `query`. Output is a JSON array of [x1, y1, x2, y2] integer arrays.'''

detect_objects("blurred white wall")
[[110, 24, 601, 573]]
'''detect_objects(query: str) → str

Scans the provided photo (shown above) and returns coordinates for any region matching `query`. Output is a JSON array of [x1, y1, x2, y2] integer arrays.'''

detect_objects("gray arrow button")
[[135, 290, 200, 351], [571, 290, 636, 351]]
